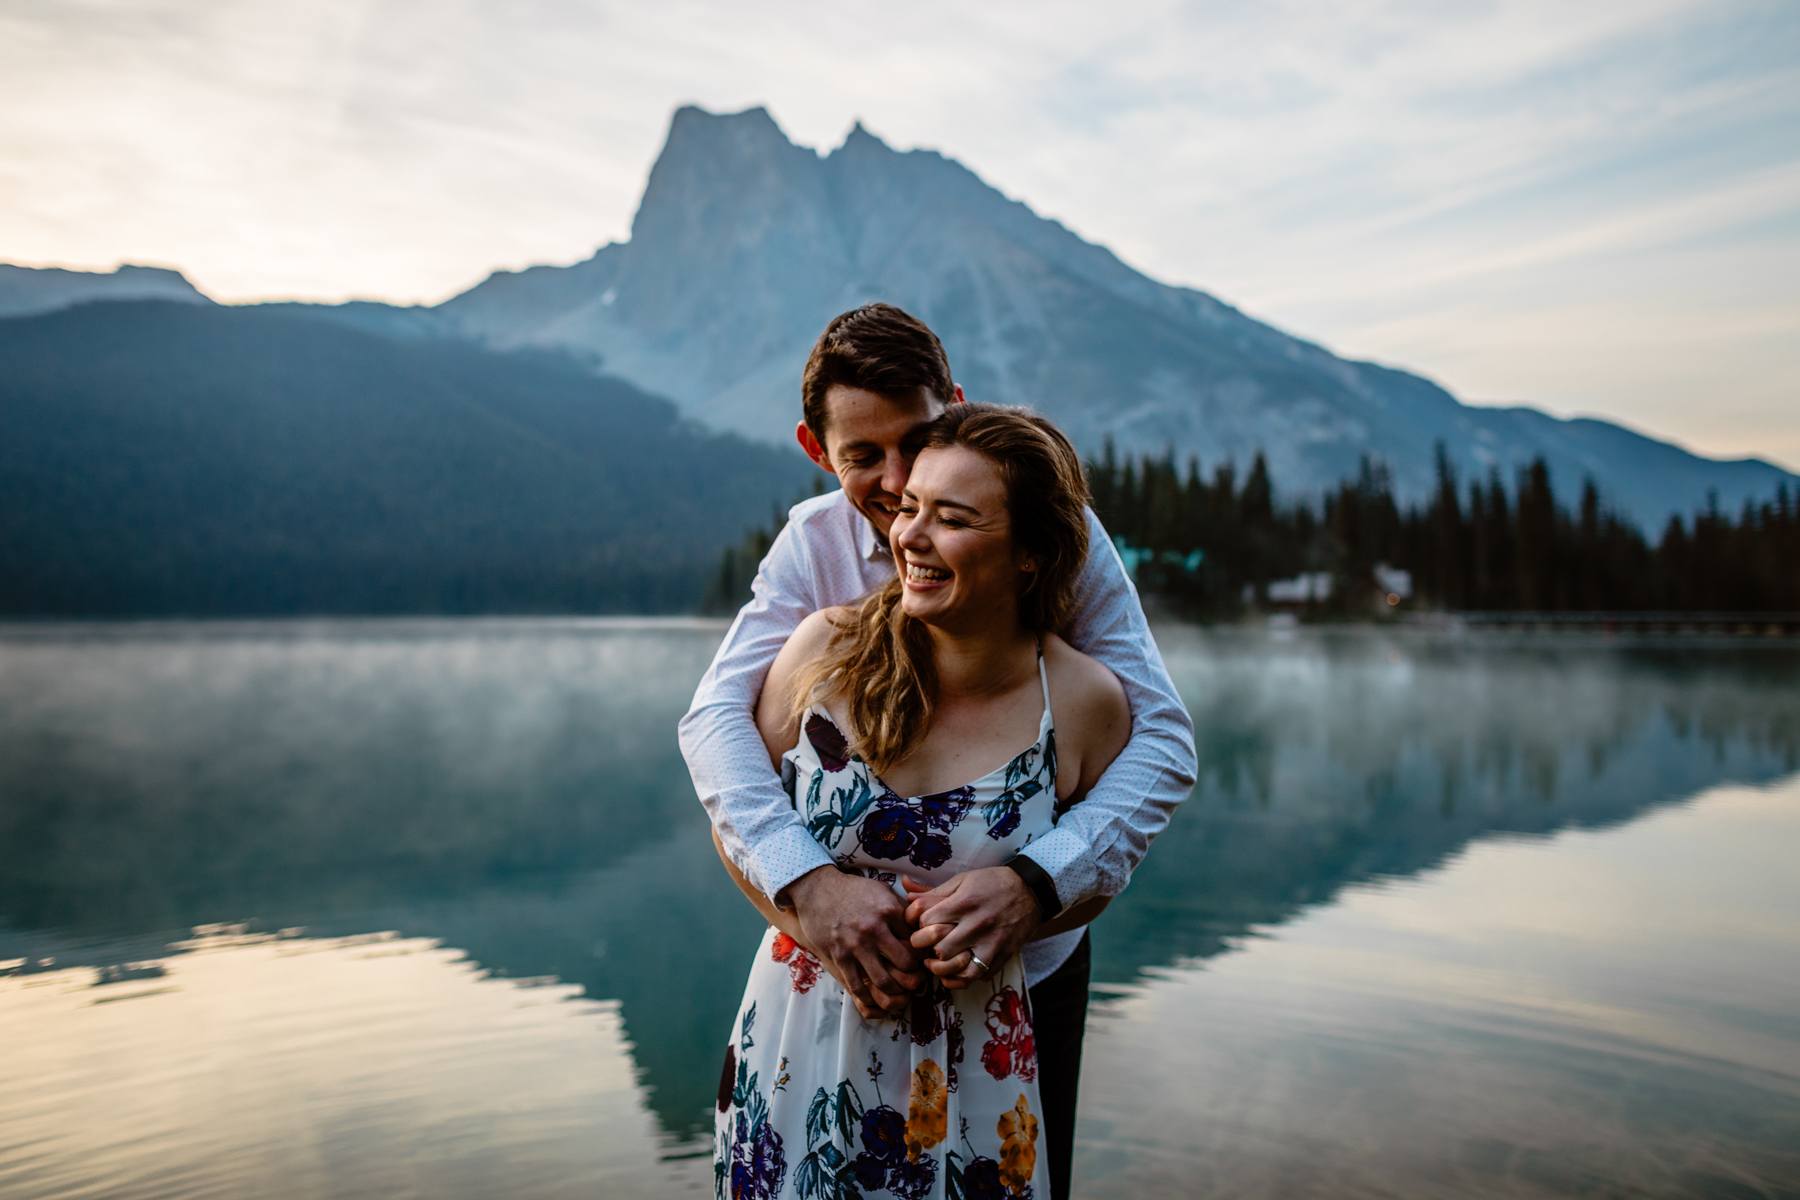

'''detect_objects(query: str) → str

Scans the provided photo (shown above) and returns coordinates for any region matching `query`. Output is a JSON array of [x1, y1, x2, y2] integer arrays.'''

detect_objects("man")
[[680, 302, 1195, 1200]]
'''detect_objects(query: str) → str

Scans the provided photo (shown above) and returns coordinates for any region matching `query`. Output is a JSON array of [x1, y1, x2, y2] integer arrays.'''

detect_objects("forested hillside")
[[0, 302, 806, 616]]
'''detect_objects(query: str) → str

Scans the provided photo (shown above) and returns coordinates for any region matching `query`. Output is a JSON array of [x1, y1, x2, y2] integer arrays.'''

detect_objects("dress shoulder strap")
[[1035, 639, 1053, 731]]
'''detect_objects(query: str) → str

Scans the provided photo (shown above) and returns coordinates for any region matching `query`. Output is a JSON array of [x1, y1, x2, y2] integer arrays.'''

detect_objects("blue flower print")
[[887, 1153, 939, 1199], [861, 797, 925, 861], [989, 806, 1022, 839], [916, 784, 975, 831], [852, 1151, 888, 1191], [728, 1108, 786, 1200], [911, 831, 953, 870], [860, 1104, 907, 1165], [960, 1155, 1008, 1200]]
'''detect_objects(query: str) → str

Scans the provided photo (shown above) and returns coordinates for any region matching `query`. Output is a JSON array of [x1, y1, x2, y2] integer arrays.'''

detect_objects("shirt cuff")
[[758, 825, 838, 912], [1004, 854, 1062, 920], [1014, 829, 1097, 910]]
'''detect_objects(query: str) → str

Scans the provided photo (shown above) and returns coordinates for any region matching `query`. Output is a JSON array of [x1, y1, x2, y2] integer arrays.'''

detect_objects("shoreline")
[[3, 611, 1798, 644]]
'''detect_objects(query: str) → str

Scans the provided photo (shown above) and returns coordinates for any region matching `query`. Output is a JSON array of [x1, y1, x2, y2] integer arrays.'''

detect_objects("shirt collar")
[[860, 510, 889, 563]]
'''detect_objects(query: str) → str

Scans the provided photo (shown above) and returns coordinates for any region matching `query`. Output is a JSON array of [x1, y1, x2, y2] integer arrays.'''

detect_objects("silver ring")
[[968, 952, 991, 976]]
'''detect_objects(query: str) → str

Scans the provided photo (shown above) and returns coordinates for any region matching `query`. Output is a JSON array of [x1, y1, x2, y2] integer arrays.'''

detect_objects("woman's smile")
[[904, 560, 952, 588], [890, 444, 1021, 625]]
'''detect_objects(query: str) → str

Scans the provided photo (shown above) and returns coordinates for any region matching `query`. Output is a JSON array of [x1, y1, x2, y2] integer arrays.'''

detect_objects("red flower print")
[[804, 712, 851, 771], [770, 931, 822, 994], [992, 988, 1028, 1030], [891, 984, 964, 1090], [980, 985, 1038, 1082], [980, 1037, 1012, 1081], [717, 1043, 736, 1112], [788, 950, 820, 993]]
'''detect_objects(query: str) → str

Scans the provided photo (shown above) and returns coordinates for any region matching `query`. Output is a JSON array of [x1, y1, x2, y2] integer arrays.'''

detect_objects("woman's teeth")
[[906, 563, 951, 582]]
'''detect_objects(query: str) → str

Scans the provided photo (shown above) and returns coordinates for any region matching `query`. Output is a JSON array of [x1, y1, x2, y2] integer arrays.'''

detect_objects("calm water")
[[2, 620, 1797, 1199]]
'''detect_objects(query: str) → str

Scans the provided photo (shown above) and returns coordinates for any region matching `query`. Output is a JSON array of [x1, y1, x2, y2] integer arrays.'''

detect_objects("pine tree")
[[1430, 443, 1465, 609]]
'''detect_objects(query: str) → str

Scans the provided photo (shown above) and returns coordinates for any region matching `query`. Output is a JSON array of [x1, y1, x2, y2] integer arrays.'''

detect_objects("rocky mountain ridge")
[[6, 105, 1793, 532], [433, 105, 1795, 531], [0, 262, 211, 319]]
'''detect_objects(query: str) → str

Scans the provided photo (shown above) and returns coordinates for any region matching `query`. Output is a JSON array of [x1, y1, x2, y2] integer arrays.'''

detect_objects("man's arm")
[[677, 514, 836, 906], [710, 826, 901, 1021], [679, 509, 925, 1014], [712, 825, 808, 946], [1014, 508, 1198, 910]]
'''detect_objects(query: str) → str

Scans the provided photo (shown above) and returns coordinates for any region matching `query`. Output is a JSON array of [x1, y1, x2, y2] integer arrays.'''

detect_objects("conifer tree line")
[[702, 478, 828, 614], [1086, 440, 1799, 615], [704, 517, 782, 615], [705, 442, 1798, 617]]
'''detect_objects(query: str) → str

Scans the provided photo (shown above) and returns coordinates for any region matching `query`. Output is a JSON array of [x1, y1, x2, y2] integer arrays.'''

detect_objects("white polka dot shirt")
[[678, 490, 1198, 964]]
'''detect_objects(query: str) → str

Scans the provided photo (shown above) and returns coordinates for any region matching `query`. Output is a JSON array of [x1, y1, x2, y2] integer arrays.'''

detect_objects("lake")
[[2, 620, 1797, 1198]]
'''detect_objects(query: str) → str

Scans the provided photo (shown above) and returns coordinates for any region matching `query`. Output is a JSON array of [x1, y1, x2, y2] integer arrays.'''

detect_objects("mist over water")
[[2, 620, 1796, 1197]]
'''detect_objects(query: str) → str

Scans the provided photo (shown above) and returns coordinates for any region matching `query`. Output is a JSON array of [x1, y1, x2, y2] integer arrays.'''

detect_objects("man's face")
[[810, 384, 949, 539]]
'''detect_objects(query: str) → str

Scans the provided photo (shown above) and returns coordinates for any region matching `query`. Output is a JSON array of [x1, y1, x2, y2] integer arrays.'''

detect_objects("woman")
[[712, 404, 1129, 1200]]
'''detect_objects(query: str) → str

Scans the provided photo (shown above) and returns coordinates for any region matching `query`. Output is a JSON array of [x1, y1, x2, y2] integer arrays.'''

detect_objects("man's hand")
[[787, 865, 925, 1017], [903, 868, 1042, 991]]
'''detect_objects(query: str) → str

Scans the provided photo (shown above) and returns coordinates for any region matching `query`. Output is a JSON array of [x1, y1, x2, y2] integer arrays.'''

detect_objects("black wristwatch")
[[1005, 854, 1062, 921]]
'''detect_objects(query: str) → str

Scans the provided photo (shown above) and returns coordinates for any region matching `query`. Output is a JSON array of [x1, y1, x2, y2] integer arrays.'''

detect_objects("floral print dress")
[[715, 652, 1060, 1200]]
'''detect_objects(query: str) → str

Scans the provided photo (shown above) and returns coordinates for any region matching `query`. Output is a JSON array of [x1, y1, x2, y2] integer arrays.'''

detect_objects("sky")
[[3, 0, 1796, 470]]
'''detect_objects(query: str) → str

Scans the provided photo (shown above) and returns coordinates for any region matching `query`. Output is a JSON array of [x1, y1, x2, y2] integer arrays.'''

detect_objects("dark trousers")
[[1030, 929, 1091, 1200]]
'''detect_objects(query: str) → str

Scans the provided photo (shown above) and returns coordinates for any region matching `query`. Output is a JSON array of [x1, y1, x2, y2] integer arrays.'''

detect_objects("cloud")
[[0, 0, 1794, 464]]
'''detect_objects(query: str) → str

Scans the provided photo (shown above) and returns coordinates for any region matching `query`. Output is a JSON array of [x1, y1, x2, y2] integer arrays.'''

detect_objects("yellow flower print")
[[904, 1058, 947, 1161], [996, 1091, 1039, 1195]]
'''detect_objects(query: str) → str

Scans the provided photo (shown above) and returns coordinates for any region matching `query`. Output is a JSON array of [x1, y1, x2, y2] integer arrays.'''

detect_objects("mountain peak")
[[436, 104, 1800, 528], [114, 263, 190, 282], [0, 260, 212, 320], [667, 103, 787, 143], [629, 102, 825, 252], [837, 118, 892, 155]]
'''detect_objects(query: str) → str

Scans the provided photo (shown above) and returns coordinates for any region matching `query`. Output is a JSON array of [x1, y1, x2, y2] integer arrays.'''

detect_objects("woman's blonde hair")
[[789, 404, 1090, 774]]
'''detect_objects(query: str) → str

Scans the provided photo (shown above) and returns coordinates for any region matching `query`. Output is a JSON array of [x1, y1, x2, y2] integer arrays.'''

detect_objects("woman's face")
[[889, 445, 1030, 629]]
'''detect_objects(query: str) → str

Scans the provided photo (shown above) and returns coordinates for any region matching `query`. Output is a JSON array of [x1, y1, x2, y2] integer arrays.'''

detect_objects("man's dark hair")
[[801, 303, 955, 440]]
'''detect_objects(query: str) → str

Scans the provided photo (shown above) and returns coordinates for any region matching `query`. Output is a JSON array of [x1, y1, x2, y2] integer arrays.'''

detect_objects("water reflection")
[[1077, 782, 1800, 1197], [0, 619, 721, 934], [1097, 629, 1800, 990], [1, 621, 1796, 1195], [0, 923, 694, 1198]]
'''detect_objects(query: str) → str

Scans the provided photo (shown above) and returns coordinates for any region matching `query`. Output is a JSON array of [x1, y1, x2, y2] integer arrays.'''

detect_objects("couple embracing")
[[681, 303, 1197, 1200]]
